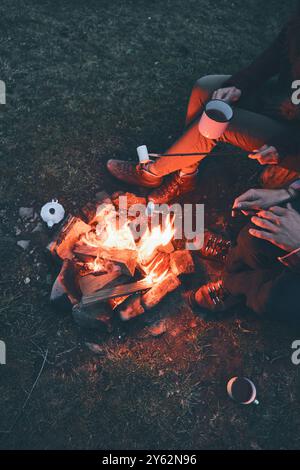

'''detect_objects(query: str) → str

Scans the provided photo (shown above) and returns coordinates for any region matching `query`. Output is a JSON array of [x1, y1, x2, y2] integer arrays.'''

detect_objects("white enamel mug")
[[227, 377, 259, 406], [198, 99, 234, 140]]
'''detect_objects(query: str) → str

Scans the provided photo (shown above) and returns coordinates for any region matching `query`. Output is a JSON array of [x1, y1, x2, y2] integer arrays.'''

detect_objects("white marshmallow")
[[137, 145, 151, 163]]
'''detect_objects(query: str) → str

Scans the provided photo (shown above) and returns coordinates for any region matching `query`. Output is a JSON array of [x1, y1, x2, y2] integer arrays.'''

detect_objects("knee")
[[194, 75, 217, 93], [189, 75, 218, 110], [236, 224, 268, 270], [236, 224, 258, 253], [192, 75, 229, 108], [264, 273, 300, 324]]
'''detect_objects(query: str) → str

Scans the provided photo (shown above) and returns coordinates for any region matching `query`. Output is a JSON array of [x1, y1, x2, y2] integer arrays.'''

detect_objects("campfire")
[[48, 191, 195, 330]]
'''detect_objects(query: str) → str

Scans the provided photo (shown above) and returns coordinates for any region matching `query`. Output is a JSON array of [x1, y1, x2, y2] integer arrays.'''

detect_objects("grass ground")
[[1, 0, 300, 450]]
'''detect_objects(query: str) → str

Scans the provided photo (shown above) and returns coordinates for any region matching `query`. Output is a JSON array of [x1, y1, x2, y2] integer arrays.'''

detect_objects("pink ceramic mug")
[[198, 99, 234, 140]]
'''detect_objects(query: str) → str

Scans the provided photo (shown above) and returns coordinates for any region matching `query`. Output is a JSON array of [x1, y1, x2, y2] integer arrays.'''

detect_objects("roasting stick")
[[137, 145, 254, 163], [149, 151, 244, 158]]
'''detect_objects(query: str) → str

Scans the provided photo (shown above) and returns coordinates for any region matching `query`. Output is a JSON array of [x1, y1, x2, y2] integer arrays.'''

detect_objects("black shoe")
[[199, 230, 231, 263], [184, 280, 240, 313]]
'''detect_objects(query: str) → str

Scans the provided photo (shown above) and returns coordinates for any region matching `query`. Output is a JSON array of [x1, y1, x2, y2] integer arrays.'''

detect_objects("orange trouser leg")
[[151, 75, 298, 187]]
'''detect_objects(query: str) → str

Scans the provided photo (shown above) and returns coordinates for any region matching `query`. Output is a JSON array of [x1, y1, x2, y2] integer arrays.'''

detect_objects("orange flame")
[[83, 218, 136, 251], [138, 214, 175, 283], [81, 208, 175, 285], [99, 218, 136, 251], [144, 256, 169, 284], [138, 214, 175, 265]]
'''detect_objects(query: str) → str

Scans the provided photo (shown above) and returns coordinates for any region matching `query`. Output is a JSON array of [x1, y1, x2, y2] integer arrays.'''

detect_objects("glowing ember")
[[85, 257, 115, 274], [137, 214, 175, 283], [145, 266, 170, 285]]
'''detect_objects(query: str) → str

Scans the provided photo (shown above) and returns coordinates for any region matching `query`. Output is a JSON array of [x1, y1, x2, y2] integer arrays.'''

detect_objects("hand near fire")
[[232, 188, 291, 216], [248, 145, 280, 165], [212, 86, 242, 103], [249, 204, 300, 252]]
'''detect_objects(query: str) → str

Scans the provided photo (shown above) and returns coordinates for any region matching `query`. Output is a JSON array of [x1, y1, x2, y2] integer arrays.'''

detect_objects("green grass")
[[1, 0, 300, 450]]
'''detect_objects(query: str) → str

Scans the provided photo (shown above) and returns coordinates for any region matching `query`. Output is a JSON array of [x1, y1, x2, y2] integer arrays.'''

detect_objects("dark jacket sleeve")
[[223, 26, 287, 94], [267, 101, 300, 167], [279, 248, 300, 273]]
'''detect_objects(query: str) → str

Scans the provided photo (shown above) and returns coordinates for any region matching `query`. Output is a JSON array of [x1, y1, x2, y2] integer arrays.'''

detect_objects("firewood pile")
[[48, 191, 195, 331]]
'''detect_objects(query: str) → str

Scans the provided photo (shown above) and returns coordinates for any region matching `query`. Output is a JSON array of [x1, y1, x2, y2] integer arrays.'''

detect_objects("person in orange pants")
[[107, 7, 300, 204]]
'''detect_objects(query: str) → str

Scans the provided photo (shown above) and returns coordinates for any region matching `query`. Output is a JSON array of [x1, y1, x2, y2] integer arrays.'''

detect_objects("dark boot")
[[148, 171, 198, 204], [199, 230, 231, 263], [184, 280, 241, 313], [107, 159, 163, 188]]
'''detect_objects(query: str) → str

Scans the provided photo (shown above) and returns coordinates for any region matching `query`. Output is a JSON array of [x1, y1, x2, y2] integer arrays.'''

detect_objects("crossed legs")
[[150, 75, 295, 188]]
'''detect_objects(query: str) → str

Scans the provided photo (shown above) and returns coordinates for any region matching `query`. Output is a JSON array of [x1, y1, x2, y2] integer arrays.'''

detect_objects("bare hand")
[[248, 145, 280, 165], [232, 188, 290, 216], [249, 204, 300, 252], [212, 87, 242, 103]]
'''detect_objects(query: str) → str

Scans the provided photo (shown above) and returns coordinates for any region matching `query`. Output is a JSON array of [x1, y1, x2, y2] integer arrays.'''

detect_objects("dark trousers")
[[223, 223, 300, 324]]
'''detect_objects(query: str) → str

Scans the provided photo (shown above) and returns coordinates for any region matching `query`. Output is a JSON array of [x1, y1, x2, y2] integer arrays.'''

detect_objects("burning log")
[[73, 244, 99, 258], [81, 278, 154, 307], [119, 294, 145, 321], [74, 245, 137, 276], [139, 252, 170, 278], [107, 274, 133, 309], [141, 273, 181, 310], [158, 241, 174, 254], [108, 295, 130, 310], [78, 268, 122, 297], [79, 201, 98, 224], [170, 250, 195, 276], [75, 258, 116, 277], [50, 259, 81, 311], [48, 215, 91, 260]]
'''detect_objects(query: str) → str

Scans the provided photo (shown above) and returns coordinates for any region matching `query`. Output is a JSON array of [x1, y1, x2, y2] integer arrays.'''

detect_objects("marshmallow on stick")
[[137, 145, 151, 164]]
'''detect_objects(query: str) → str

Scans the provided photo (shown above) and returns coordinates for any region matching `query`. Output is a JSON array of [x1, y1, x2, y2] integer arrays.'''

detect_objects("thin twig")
[[0, 349, 48, 434], [56, 346, 77, 357]]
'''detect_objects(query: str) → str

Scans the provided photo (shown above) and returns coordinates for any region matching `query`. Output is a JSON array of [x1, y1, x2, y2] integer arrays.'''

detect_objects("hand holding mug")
[[212, 86, 242, 103]]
